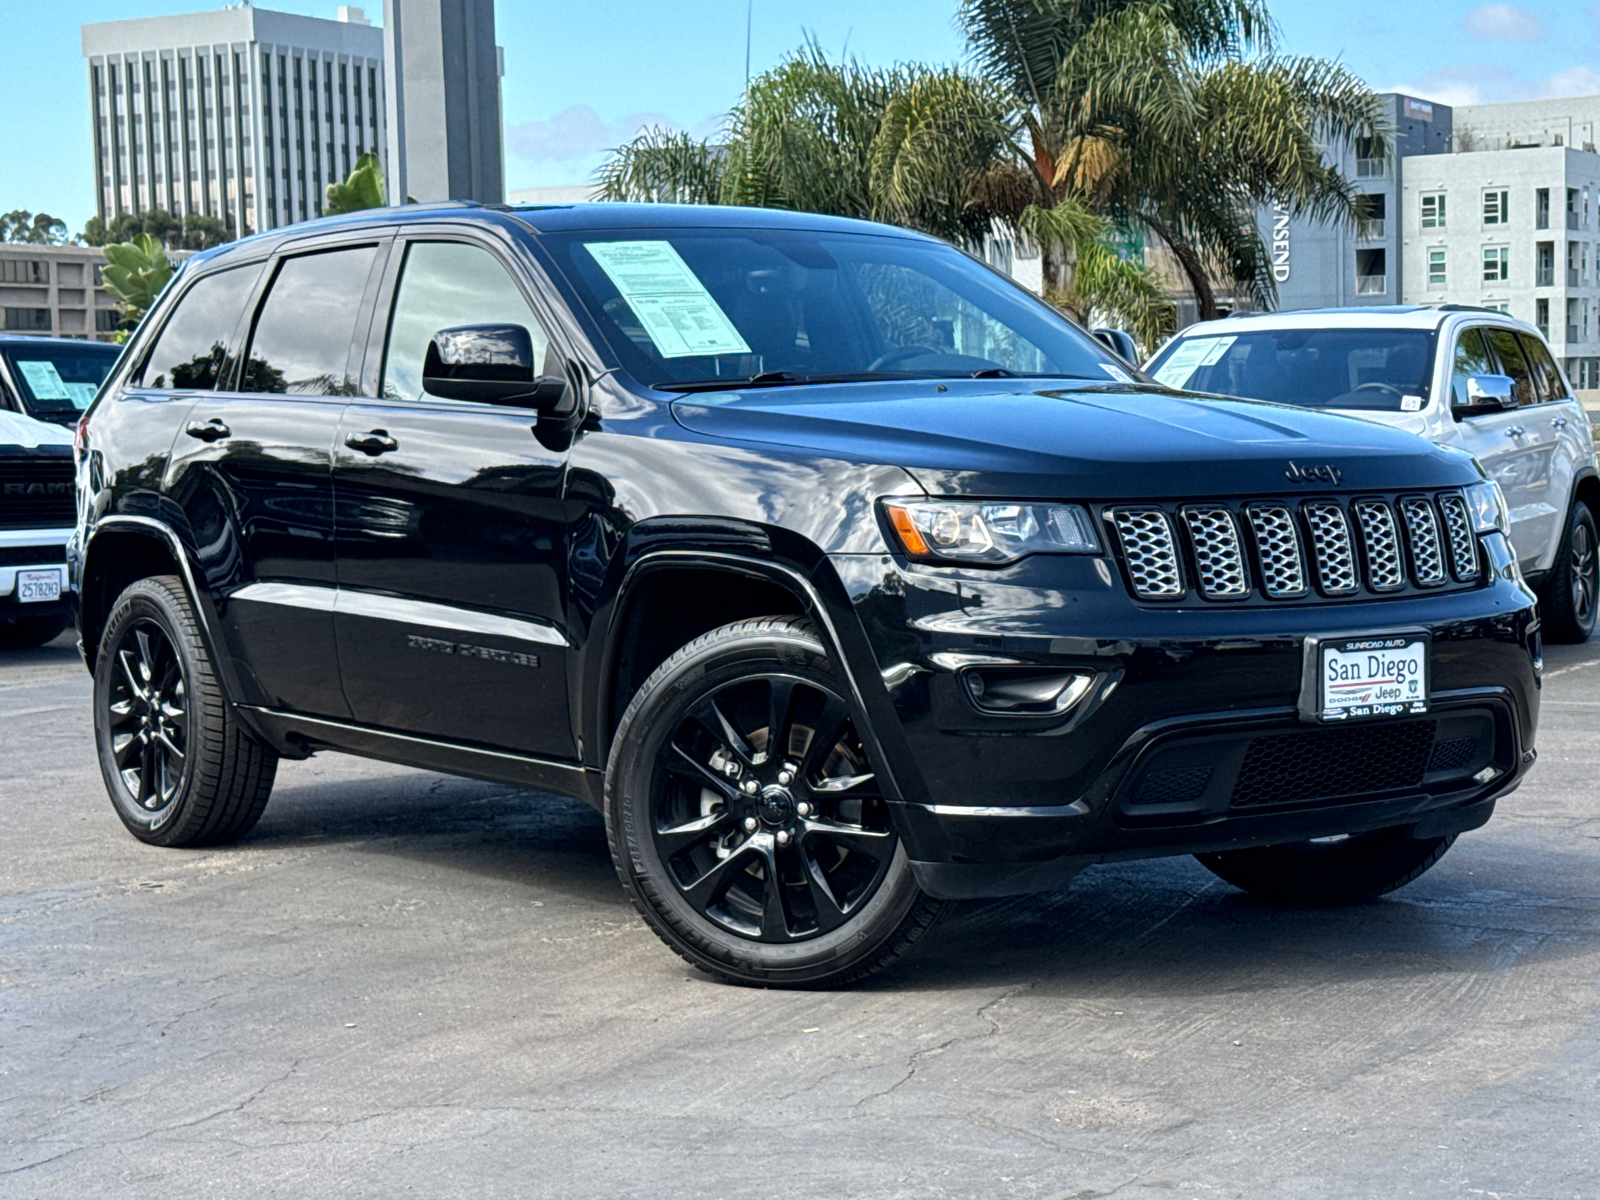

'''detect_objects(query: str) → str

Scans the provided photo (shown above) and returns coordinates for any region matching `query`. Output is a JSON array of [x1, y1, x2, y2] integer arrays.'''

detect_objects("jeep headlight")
[[1464, 480, 1510, 536], [883, 500, 1101, 564]]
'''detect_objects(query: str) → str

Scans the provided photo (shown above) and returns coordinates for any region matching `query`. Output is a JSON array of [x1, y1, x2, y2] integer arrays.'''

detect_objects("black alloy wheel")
[[106, 617, 190, 814], [651, 673, 896, 944], [606, 617, 949, 988], [1541, 502, 1599, 643]]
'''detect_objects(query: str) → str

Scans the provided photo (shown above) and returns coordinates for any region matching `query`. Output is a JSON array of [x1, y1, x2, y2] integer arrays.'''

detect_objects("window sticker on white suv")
[[584, 240, 753, 360], [1152, 336, 1235, 388], [17, 359, 70, 400]]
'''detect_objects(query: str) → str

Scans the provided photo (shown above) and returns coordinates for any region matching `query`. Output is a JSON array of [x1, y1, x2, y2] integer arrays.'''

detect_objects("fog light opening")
[[962, 669, 1095, 716]]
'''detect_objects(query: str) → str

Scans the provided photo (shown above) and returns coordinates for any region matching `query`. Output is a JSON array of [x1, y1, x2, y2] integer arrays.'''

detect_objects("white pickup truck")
[[0, 408, 75, 649]]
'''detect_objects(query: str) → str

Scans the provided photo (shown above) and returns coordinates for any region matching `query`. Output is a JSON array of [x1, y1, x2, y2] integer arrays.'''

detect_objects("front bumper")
[[830, 533, 1541, 899], [0, 527, 71, 620]]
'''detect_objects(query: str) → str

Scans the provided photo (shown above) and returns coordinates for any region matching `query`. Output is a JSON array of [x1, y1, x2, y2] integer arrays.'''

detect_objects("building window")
[[0, 259, 47, 284], [2, 307, 52, 332], [1538, 241, 1555, 287], [1569, 298, 1581, 342], [1484, 302, 1510, 314], [1355, 136, 1385, 178], [1356, 247, 1386, 294], [1537, 297, 1550, 337], [1483, 246, 1509, 283], [1482, 189, 1509, 227], [1570, 240, 1582, 286], [1537, 187, 1551, 230], [1427, 248, 1447, 288], [1421, 193, 1446, 229], [1569, 188, 1581, 229], [95, 308, 120, 333]]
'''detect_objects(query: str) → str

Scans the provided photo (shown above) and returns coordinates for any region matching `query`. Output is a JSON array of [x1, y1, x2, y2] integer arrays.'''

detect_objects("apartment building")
[[1400, 145, 1600, 385], [82, 5, 385, 239], [0, 246, 123, 342]]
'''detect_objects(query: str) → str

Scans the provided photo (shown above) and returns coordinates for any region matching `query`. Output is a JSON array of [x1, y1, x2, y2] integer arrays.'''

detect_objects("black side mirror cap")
[[1453, 372, 1516, 416], [1092, 327, 1138, 362], [422, 324, 568, 410]]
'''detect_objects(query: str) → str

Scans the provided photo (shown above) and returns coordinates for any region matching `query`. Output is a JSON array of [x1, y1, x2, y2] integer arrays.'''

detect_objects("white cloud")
[[506, 106, 681, 163], [1386, 63, 1600, 106], [1461, 4, 1544, 41], [1501, 65, 1600, 100]]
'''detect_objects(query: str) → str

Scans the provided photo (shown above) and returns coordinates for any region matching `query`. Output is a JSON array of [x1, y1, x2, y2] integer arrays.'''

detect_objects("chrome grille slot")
[[1246, 505, 1308, 598], [1108, 508, 1184, 599], [1352, 499, 1405, 592], [1303, 501, 1359, 595], [1181, 506, 1249, 599], [1437, 492, 1481, 581], [1399, 497, 1447, 586]]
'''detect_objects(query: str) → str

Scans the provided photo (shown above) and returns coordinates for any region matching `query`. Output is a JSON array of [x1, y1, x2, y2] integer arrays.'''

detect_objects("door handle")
[[1506, 426, 1525, 438], [344, 430, 398, 455], [184, 417, 230, 442]]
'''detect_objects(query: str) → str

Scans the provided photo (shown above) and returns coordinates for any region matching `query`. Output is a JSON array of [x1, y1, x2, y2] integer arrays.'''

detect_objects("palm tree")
[[960, 0, 1386, 320], [598, 45, 1175, 344]]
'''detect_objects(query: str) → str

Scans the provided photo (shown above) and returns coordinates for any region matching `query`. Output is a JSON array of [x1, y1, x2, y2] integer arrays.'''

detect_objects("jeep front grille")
[[1105, 491, 1482, 604], [1436, 492, 1482, 582]]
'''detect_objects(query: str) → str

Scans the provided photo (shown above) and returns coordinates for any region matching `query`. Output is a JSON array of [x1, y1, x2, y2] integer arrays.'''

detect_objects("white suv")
[[1146, 306, 1600, 642]]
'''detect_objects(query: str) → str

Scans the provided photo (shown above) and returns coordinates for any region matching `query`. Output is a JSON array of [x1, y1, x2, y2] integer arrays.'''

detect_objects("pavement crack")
[[852, 983, 1033, 1109]]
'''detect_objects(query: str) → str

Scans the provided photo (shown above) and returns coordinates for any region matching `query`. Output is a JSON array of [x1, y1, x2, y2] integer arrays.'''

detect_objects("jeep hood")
[[0, 408, 72, 450], [669, 380, 1474, 499]]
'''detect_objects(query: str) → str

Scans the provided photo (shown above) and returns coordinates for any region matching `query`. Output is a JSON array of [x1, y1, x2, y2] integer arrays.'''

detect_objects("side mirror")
[[1092, 327, 1139, 362], [422, 324, 567, 409], [1454, 373, 1516, 416]]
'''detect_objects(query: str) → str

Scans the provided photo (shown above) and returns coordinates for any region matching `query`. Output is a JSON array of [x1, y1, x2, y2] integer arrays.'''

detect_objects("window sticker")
[[17, 360, 69, 400], [1151, 336, 1235, 388], [584, 241, 752, 360], [1401, 394, 1424, 412], [64, 382, 99, 409]]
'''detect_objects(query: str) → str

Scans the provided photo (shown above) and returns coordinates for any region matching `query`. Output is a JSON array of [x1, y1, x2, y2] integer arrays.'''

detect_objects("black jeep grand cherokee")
[[73, 203, 1540, 986]]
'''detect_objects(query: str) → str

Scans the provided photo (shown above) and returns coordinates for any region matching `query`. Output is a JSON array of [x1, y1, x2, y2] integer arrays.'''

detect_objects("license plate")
[[1310, 633, 1429, 722], [17, 569, 62, 604]]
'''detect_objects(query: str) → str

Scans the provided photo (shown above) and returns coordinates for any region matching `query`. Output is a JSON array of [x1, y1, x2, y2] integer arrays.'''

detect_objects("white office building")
[[82, 5, 386, 238]]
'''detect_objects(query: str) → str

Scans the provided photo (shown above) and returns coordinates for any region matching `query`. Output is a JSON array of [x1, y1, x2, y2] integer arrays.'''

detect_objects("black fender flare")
[[588, 547, 922, 807]]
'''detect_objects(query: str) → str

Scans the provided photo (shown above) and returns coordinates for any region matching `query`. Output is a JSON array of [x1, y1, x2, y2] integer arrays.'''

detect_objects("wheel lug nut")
[[775, 830, 790, 845], [743, 817, 758, 832], [777, 770, 793, 785], [796, 801, 812, 817], [742, 779, 759, 795]]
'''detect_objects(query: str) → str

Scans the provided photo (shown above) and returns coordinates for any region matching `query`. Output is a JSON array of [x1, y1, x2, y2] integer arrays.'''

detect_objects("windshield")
[[537, 226, 1127, 391], [2, 341, 120, 418], [1147, 327, 1437, 411]]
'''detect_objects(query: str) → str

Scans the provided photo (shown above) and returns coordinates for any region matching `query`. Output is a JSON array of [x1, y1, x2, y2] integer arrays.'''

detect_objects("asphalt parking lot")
[[3, 631, 1598, 1200]]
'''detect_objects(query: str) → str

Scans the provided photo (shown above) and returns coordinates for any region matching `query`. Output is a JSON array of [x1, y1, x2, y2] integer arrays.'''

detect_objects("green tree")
[[326, 152, 388, 214], [1, 210, 71, 244], [959, 0, 1385, 320], [598, 46, 1173, 342], [100, 233, 174, 341], [82, 209, 233, 250]]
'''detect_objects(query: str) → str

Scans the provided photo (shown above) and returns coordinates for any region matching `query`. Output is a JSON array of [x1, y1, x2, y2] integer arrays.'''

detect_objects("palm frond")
[[595, 126, 726, 204]]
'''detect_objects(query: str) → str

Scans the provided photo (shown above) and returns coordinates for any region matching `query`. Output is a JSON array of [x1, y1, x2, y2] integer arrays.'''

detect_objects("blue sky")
[[6, 1, 1600, 235]]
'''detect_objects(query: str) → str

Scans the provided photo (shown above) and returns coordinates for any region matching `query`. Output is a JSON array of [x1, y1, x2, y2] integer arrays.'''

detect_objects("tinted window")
[[2, 342, 119, 416], [1448, 327, 1495, 408], [1484, 327, 1535, 406], [380, 241, 550, 403], [1518, 332, 1566, 401], [541, 227, 1120, 391], [242, 245, 377, 395], [1148, 328, 1433, 410], [140, 264, 262, 390]]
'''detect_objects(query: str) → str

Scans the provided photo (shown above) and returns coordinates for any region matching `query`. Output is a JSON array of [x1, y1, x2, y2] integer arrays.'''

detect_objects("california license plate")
[[1310, 633, 1429, 722], [17, 569, 62, 604]]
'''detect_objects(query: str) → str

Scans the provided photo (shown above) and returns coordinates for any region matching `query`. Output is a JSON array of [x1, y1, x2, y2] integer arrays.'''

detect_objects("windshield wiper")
[[654, 370, 806, 393]]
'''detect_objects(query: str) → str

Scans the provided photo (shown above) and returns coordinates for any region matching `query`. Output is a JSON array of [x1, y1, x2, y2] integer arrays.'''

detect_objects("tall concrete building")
[[82, 5, 386, 238]]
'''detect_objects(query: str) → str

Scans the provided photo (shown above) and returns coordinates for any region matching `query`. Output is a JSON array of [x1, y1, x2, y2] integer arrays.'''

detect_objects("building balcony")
[[1357, 219, 1386, 240], [1538, 267, 1555, 287], [1568, 325, 1582, 342], [1355, 158, 1387, 178], [1569, 213, 1582, 229], [1570, 268, 1582, 287], [1355, 274, 1387, 296]]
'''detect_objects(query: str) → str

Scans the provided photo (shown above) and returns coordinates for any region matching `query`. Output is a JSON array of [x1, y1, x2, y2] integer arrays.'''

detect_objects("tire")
[[1195, 826, 1457, 906], [605, 616, 950, 988], [0, 613, 69, 649], [1539, 502, 1598, 644], [93, 575, 278, 847]]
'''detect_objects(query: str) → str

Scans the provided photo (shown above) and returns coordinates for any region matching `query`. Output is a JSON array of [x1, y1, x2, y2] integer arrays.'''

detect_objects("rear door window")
[[1517, 332, 1567, 401], [139, 264, 263, 389], [1484, 327, 1536, 406], [241, 245, 378, 395]]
